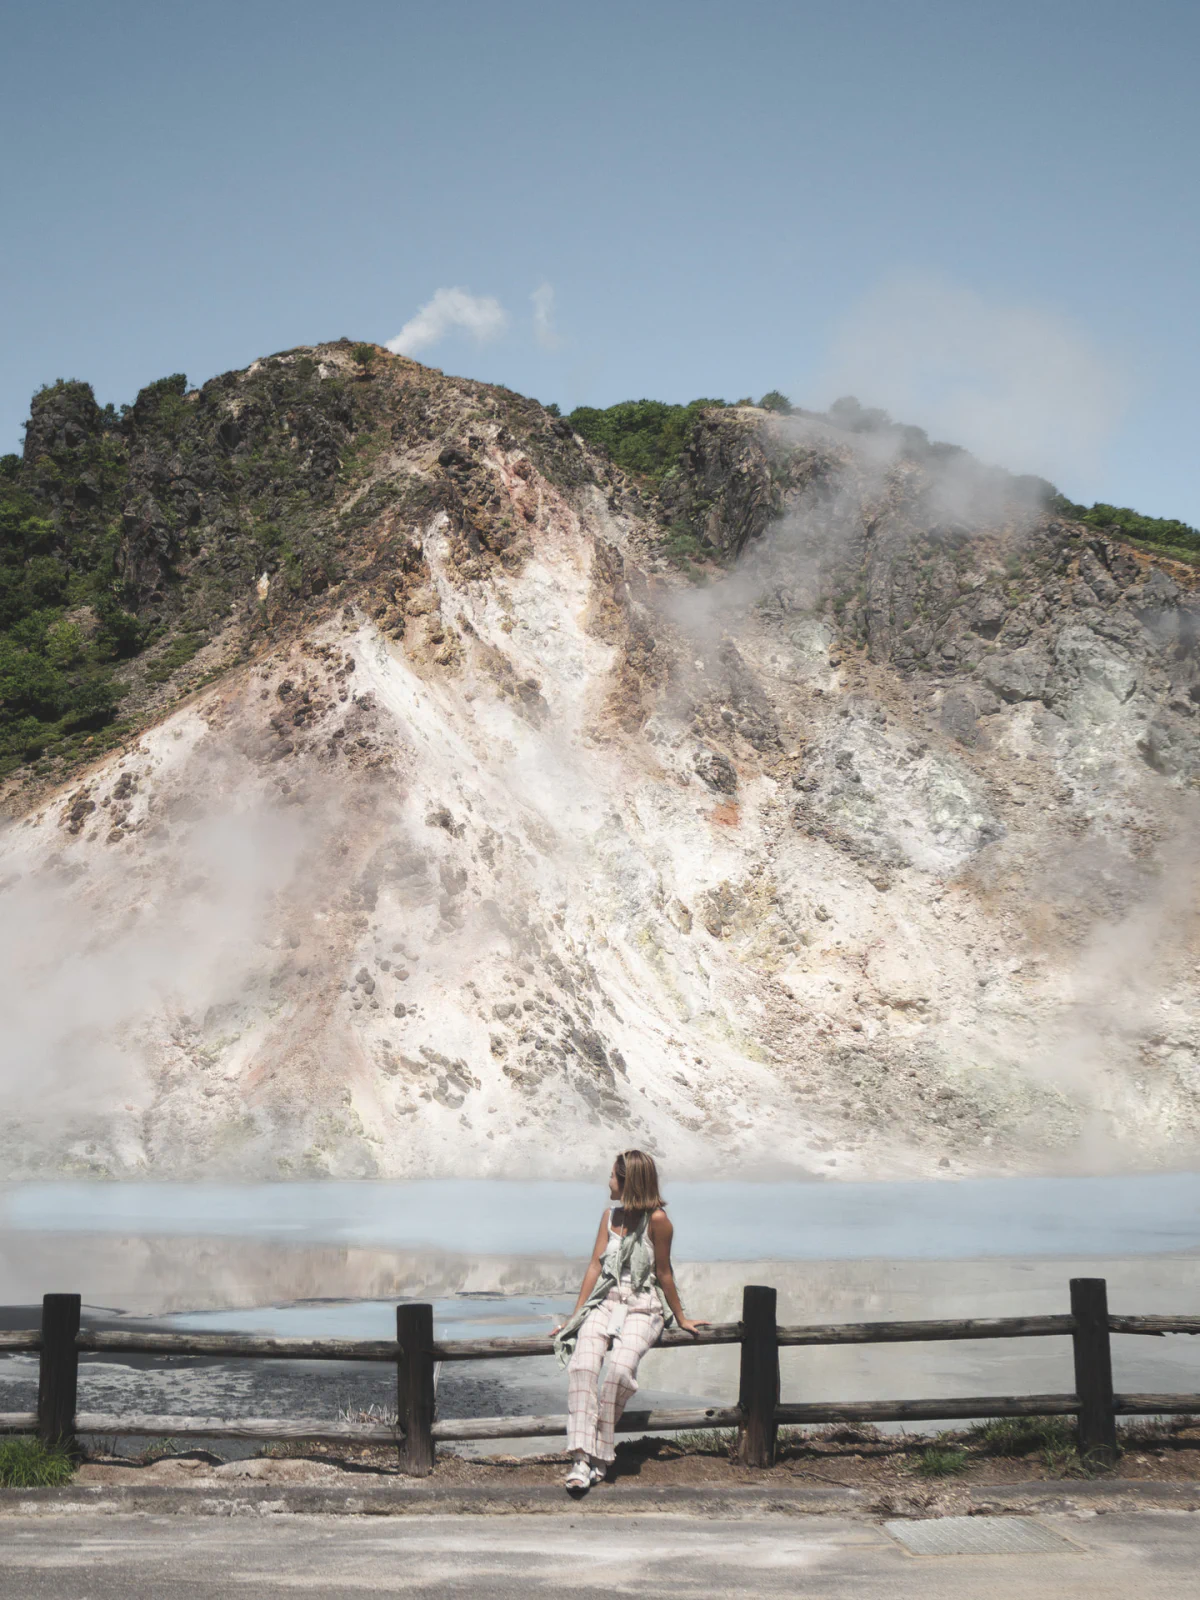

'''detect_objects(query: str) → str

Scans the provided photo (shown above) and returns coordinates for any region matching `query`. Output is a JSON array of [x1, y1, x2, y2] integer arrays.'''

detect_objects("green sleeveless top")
[[552, 1207, 673, 1367]]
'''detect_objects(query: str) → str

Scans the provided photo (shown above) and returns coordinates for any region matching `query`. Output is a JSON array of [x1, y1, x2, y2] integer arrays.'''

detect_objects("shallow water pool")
[[4, 1172, 1200, 1447], [6, 1170, 1200, 1260]]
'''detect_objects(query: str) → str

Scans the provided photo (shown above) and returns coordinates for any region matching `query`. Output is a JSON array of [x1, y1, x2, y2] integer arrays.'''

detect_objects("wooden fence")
[[2, 1278, 1199, 1475]]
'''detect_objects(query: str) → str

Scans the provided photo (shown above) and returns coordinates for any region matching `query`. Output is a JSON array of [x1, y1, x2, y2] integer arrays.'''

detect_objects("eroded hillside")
[[2, 343, 1198, 1180]]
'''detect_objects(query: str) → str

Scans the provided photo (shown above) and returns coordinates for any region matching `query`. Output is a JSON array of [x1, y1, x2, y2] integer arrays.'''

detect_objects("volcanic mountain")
[[2, 343, 1198, 1180]]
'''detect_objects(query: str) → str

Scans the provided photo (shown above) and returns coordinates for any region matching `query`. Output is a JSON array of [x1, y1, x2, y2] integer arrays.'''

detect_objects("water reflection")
[[3, 1174, 1200, 1437], [6, 1172, 1200, 1259]]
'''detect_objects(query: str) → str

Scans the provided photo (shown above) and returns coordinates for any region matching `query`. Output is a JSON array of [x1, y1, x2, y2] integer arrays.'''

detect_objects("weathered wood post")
[[396, 1302, 435, 1476], [1070, 1277, 1117, 1468], [38, 1293, 81, 1457], [737, 1284, 779, 1467]]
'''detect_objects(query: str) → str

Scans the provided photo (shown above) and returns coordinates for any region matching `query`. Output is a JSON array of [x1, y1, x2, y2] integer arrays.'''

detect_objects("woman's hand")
[[676, 1317, 710, 1338]]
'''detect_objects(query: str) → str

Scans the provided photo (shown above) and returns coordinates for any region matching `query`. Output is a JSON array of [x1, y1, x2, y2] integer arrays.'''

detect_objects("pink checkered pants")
[[566, 1284, 664, 1464]]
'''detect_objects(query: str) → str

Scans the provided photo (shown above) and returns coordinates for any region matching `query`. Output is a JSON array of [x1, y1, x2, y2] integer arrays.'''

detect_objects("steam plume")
[[387, 287, 508, 356], [531, 282, 561, 350], [821, 272, 1125, 481]]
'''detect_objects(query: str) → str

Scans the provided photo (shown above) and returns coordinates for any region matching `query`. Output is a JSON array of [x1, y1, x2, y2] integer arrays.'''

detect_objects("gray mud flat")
[[6, 1235, 1200, 1443]]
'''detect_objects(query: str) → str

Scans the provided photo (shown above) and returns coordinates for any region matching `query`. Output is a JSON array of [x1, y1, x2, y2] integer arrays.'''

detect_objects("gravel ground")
[[69, 1416, 1200, 1494]]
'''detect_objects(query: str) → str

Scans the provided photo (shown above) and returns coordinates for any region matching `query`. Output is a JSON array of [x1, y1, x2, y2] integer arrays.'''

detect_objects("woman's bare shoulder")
[[648, 1207, 672, 1233]]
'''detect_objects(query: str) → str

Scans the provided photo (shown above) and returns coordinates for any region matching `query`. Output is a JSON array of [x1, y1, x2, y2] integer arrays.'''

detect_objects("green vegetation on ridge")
[[0, 355, 363, 777], [567, 397, 728, 482], [1053, 495, 1200, 561], [2, 353, 1196, 786], [566, 391, 805, 482], [0, 399, 140, 774]]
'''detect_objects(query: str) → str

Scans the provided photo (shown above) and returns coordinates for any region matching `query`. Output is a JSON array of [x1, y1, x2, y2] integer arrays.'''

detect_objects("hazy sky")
[[2, 0, 1196, 520]]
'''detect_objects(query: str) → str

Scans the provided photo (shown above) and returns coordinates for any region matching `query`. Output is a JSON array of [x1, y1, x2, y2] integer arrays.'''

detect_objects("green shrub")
[[758, 390, 792, 414], [132, 373, 190, 439], [914, 1443, 968, 1477], [829, 395, 891, 432], [0, 1436, 75, 1487], [143, 632, 204, 685], [1054, 494, 1200, 558], [1042, 1442, 1088, 1476], [967, 1415, 1075, 1456], [663, 524, 707, 569], [567, 397, 726, 482], [45, 619, 85, 668], [0, 460, 132, 762]]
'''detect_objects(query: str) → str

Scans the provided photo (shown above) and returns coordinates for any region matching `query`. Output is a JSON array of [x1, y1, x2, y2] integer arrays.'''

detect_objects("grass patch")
[[913, 1442, 968, 1478], [1120, 1415, 1199, 1448], [1041, 1442, 1090, 1477], [1121, 536, 1200, 568], [666, 1427, 737, 1454], [143, 632, 203, 685], [967, 1415, 1076, 1457], [811, 1424, 882, 1444], [967, 1415, 1099, 1476], [0, 1436, 75, 1487]]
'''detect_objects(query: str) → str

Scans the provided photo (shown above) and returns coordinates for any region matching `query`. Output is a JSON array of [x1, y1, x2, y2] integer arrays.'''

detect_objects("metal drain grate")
[[885, 1517, 1076, 1557]]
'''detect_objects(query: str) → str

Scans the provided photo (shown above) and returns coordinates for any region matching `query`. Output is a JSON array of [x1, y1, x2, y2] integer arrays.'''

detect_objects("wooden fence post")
[[1070, 1277, 1117, 1468], [38, 1293, 81, 1458], [396, 1302, 435, 1476], [738, 1284, 779, 1467]]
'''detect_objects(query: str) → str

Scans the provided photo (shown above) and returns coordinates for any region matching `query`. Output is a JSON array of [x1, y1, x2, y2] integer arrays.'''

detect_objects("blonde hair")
[[614, 1149, 665, 1217]]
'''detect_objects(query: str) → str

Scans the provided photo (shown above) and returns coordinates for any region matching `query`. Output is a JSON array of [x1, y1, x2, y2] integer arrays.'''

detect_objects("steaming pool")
[[4, 1172, 1200, 1453]]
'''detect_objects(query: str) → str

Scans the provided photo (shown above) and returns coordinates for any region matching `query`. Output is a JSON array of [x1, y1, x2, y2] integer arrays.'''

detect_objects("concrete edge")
[[2, 1480, 1199, 1518], [957, 1480, 1200, 1513], [0, 1483, 863, 1518]]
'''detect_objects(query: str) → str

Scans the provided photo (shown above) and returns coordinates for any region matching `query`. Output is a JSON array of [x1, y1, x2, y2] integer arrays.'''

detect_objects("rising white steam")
[[0, 801, 306, 1092], [820, 273, 1125, 481], [387, 287, 509, 356], [531, 282, 561, 350]]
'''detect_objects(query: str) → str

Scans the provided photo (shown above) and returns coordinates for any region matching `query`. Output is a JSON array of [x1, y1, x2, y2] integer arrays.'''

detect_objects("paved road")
[[1, 1512, 1198, 1598]]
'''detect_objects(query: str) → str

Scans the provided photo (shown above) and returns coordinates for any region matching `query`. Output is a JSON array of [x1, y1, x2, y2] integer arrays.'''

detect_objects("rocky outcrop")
[[660, 407, 1200, 784], [657, 407, 849, 562]]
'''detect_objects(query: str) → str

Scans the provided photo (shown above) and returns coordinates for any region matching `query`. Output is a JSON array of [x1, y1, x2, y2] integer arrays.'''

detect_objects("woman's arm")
[[649, 1210, 708, 1336], [551, 1209, 610, 1334]]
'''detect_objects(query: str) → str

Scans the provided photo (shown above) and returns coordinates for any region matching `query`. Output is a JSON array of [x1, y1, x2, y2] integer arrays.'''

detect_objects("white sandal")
[[565, 1460, 593, 1492]]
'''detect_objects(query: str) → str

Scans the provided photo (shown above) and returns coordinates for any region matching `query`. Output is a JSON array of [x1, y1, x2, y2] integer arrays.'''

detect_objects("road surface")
[[1, 1511, 1198, 1597]]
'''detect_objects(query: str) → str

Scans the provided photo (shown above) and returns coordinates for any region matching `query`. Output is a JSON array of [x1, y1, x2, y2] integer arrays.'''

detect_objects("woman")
[[552, 1149, 707, 1493]]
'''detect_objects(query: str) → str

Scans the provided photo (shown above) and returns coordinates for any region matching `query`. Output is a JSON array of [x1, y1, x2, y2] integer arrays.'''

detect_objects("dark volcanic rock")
[[22, 380, 106, 464], [693, 745, 738, 793]]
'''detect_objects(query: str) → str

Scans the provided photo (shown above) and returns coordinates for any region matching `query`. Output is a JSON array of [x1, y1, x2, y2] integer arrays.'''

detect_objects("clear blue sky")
[[2, 0, 1196, 521]]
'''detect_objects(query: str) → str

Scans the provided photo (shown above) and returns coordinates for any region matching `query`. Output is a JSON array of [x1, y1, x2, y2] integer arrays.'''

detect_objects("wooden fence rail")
[[2, 1279, 1199, 1474]]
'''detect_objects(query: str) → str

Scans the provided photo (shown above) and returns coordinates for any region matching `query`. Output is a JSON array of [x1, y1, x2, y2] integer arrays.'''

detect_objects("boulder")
[[979, 647, 1053, 703], [1053, 625, 1137, 702], [693, 745, 738, 793], [970, 592, 1007, 638]]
